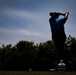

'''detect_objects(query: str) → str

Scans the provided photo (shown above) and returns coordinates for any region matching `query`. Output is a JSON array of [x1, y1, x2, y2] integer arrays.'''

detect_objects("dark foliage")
[[0, 35, 76, 71]]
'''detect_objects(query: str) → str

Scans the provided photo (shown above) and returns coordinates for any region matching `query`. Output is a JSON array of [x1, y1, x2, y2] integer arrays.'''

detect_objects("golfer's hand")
[[66, 12, 69, 15]]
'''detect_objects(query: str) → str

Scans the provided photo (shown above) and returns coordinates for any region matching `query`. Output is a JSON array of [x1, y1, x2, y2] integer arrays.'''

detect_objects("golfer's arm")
[[55, 12, 65, 16], [56, 12, 69, 18], [61, 12, 69, 25], [59, 12, 69, 19]]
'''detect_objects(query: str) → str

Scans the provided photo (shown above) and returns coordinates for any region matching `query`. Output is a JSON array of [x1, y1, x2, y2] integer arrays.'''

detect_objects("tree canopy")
[[0, 35, 76, 71]]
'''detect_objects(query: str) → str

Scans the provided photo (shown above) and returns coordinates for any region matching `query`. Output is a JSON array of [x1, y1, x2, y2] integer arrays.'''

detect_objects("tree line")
[[0, 35, 76, 71]]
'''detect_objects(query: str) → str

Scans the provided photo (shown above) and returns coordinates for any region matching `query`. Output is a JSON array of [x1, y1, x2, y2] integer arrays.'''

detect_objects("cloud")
[[0, 8, 51, 46], [1, 8, 41, 20], [0, 9, 50, 35], [0, 28, 50, 46], [0, 28, 44, 38], [18, 29, 44, 37]]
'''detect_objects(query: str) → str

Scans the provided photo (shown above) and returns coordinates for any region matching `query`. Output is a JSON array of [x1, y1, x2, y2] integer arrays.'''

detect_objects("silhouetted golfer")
[[49, 12, 69, 61]]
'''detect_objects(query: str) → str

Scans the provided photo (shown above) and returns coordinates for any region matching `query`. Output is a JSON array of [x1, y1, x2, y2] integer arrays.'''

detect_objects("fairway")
[[0, 71, 76, 75]]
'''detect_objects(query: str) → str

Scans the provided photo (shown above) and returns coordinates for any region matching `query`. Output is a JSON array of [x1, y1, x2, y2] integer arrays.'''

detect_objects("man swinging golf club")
[[49, 12, 69, 62]]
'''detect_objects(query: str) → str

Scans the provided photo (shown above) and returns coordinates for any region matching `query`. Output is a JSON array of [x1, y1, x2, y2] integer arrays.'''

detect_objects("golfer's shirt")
[[49, 18, 64, 34]]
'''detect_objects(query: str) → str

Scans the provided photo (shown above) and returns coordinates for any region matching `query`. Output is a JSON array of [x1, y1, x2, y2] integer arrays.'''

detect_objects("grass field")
[[0, 71, 76, 75]]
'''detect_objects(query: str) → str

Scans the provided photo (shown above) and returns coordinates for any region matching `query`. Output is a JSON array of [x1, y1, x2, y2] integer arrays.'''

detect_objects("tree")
[[36, 40, 57, 70], [15, 40, 38, 70], [0, 35, 76, 71]]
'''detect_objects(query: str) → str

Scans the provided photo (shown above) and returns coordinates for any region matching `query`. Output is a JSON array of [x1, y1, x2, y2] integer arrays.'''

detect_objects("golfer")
[[49, 12, 69, 61]]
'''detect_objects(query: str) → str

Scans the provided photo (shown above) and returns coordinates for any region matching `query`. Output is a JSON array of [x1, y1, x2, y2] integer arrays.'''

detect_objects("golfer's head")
[[49, 12, 59, 18]]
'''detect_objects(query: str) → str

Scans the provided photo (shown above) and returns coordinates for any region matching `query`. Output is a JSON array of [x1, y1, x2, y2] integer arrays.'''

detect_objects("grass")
[[0, 71, 76, 75]]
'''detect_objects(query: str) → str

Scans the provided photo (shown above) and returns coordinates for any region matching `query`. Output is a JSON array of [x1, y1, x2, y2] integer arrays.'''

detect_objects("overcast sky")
[[0, 0, 76, 46]]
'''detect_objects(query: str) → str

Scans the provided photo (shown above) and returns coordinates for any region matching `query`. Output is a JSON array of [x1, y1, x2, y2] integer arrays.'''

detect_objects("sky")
[[0, 0, 76, 46]]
